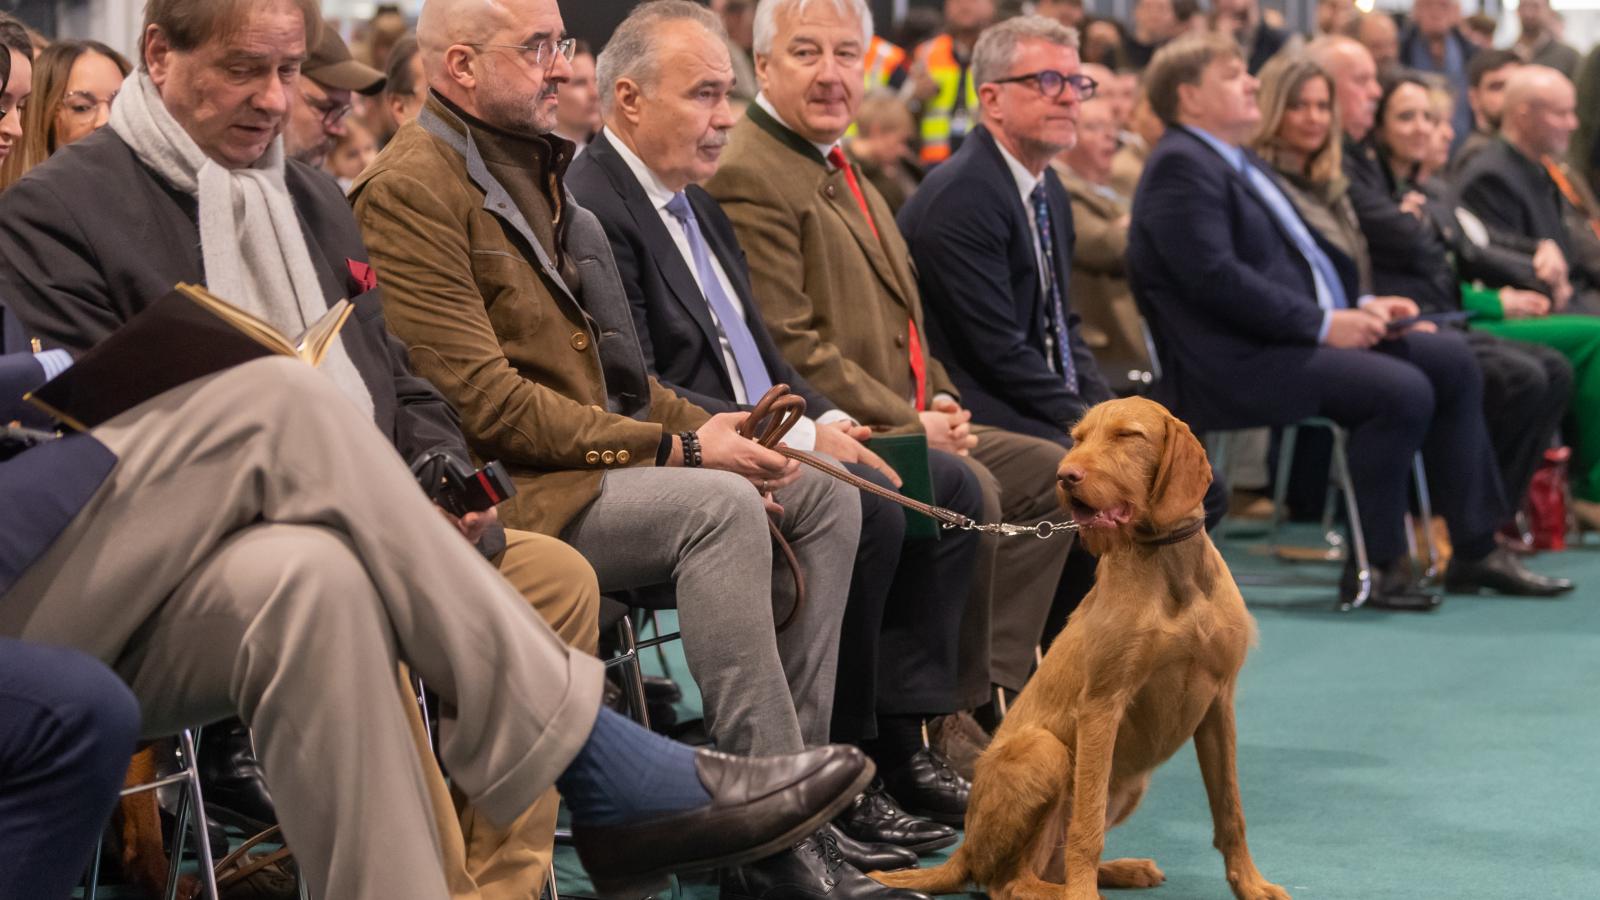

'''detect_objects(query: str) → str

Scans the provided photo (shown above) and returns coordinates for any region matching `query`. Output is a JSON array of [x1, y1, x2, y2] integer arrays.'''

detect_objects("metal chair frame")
[[85, 728, 220, 900], [1210, 418, 1437, 611]]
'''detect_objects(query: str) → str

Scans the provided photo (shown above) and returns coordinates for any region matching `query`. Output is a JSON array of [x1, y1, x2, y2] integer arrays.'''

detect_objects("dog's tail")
[[869, 848, 973, 894]]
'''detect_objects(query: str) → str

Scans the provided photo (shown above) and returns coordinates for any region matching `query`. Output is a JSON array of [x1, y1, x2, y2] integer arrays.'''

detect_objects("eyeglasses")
[[59, 90, 118, 122], [300, 90, 353, 127], [468, 37, 577, 68], [989, 70, 1098, 102]]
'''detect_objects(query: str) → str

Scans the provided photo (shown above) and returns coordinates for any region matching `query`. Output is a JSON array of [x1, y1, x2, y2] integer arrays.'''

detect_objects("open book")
[[27, 283, 353, 431]]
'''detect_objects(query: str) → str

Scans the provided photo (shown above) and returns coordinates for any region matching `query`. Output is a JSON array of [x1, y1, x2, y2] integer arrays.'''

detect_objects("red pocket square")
[[347, 259, 377, 293]]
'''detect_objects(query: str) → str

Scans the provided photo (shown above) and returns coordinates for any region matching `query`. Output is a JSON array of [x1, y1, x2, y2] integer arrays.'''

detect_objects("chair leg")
[[548, 863, 560, 900], [177, 728, 220, 900], [1268, 425, 1299, 547], [615, 617, 652, 729], [84, 832, 103, 899], [647, 611, 673, 678], [1330, 428, 1372, 611], [1413, 452, 1439, 580]]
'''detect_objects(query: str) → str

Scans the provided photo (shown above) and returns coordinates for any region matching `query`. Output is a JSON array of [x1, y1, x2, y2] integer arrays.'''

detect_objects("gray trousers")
[[0, 358, 606, 900], [963, 427, 1076, 692], [563, 463, 860, 755]]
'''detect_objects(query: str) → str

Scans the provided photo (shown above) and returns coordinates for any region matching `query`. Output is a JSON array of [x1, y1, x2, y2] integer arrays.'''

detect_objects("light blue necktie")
[[1029, 183, 1079, 392], [664, 192, 774, 402], [1235, 157, 1349, 311]]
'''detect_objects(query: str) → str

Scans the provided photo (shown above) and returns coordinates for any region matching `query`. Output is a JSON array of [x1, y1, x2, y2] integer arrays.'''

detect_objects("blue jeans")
[[0, 638, 139, 899]]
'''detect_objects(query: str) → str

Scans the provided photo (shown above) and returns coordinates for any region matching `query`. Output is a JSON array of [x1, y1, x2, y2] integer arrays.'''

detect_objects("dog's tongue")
[[1071, 501, 1131, 529]]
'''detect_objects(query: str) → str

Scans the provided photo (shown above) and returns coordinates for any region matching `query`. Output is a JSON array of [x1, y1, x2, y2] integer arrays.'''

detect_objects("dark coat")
[[898, 125, 1112, 443], [0, 352, 115, 597], [0, 127, 468, 467], [1246, 24, 1292, 74], [566, 130, 838, 419], [1127, 126, 1357, 430], [1342, 136, 1459, 311], [1456, 137, 1596, 286]]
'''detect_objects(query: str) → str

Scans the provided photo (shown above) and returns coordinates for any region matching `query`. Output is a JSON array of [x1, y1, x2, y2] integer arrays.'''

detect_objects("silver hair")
[[752, 0, 874, 57], [595, 0, 727, 117], [971, 15, 1080, 89]]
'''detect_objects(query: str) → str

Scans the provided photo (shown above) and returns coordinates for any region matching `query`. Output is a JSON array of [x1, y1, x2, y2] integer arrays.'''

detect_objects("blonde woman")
[[0, 39, 128, 191]]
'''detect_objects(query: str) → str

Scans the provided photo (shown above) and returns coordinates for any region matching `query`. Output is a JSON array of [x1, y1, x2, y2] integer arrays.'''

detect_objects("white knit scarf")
[[109, 70, 375, 419]]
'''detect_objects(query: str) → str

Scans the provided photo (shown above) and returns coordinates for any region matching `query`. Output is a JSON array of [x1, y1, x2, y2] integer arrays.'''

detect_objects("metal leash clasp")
[[943, 520, 1080, 539]]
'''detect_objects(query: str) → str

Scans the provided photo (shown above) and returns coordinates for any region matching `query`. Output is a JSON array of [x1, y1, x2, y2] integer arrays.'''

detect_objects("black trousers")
[[829, 450, 983, 743], [1466, 331, 1572, 507], [1304, 330, 1507, 564]]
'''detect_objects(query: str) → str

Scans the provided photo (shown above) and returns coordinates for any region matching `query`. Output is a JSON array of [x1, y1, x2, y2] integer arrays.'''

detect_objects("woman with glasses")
[[0, 39, 128, 191]]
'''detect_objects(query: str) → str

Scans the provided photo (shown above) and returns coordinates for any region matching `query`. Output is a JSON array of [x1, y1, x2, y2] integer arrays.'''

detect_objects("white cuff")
[[816, 408, 856, 428], [785, 414, 819, 452]]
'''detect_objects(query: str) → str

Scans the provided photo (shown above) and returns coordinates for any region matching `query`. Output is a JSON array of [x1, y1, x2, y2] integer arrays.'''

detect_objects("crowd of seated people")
[[4, 0, 1600, 898]]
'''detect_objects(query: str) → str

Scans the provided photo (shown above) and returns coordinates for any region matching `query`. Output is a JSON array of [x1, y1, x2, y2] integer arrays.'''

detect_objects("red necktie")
[[827, 146, 927, 409]]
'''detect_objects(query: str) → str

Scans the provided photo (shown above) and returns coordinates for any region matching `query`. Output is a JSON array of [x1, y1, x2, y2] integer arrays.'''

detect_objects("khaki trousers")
[[961, 427, 1075, 692], [0, 359, 606, 900], [413, 530, 601, 900]]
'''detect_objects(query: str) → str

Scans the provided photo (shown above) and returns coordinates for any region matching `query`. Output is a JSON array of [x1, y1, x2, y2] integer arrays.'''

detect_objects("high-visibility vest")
[[864, 36, 906, 90], [914, 33, 979, 165]]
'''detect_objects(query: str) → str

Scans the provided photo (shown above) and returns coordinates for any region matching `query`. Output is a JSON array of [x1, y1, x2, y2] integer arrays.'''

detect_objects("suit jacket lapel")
[[589, 135, 725, 364], [821, 167, 908, 306]]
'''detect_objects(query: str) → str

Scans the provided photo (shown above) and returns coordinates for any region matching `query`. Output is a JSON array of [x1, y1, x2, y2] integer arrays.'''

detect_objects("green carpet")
[[556, 526, 1600, 900]]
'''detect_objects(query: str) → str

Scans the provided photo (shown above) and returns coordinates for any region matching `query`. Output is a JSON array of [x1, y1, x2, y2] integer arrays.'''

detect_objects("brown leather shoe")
[[925, 711, 989, 780], [572, 745, 874, 900]]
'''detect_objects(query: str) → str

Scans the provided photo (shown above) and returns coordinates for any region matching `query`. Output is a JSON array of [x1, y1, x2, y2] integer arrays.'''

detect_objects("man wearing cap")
[[285, 21, 387, 167]]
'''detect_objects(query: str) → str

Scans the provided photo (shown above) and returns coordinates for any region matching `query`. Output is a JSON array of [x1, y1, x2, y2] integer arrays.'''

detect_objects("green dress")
[[1461, 283, 1600, 501]]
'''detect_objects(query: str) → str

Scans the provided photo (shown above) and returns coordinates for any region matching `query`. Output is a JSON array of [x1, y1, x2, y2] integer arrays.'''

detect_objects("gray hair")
[[752, 0, 873, 57], [972, 15, 1080, 89], [596, 1, 727, 117]]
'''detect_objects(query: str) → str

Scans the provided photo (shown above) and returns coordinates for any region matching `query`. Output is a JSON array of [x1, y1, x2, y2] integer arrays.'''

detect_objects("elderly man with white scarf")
[[0, 1, 875, 898], [0, 2, 614, 897]]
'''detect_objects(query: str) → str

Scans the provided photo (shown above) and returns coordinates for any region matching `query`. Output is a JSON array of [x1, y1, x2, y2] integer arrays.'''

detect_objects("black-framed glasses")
[[468, 37, 577, 68], [300, 89, 353, 127], [990, 70, 1097, 101]]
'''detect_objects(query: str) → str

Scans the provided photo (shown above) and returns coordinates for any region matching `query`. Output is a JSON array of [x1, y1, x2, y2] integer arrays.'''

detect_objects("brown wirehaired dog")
[[872, 397, 1288, 900]]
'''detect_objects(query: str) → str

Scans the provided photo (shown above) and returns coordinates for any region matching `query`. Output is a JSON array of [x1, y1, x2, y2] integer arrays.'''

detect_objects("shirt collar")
[[1183, 124, 1247, 171], [602, 126, 680, 212], [755, 92, 841, 163], [993, 135, 1043, 206]]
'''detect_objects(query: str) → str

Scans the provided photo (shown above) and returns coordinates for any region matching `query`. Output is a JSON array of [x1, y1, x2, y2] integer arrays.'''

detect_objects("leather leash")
[[737, 386, 1080, 631]]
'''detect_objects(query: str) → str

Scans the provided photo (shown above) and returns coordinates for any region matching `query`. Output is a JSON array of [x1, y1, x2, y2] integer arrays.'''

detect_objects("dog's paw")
[[1232, 880, 1291, 900], [1097, 858, 1165, 889]]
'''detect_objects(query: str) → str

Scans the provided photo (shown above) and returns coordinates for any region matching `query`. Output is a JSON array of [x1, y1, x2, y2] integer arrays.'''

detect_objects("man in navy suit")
[[0, 350, 140, 900], [899, 16, 1114, 445], [567, 1, 975, 876], [1127, 33, 1569, 607]]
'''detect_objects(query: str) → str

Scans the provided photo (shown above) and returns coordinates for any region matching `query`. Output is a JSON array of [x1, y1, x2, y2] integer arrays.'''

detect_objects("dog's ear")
[[1149, 413, 1212, 527]]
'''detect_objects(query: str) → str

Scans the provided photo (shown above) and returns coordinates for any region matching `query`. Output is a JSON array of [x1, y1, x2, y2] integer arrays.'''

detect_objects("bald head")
[[1502, 65, 1578, 158], [1353, 12, 1398, 70], [416, 0, 571, 135], [1309, 35, 1380, 140]]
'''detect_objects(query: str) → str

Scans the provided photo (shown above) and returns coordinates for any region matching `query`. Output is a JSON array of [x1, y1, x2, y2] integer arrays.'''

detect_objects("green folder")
[[866, 433, 941, 540]]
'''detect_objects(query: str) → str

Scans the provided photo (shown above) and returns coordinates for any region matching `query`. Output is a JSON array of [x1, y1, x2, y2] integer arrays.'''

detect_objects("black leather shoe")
[[836, 779, 956, 854], [572, 745, 873, 900], [719, 832, 932, 900], [1341, 558, 1442, 612], [819, 822, 916, 873], [880, 748, 969, 827], [1444, 546, 1575, 597], [643, 675, 683, 704], [198, 719, 277, 830]]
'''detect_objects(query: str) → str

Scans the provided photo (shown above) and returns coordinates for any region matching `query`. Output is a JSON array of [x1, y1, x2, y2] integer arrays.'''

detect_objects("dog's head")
[[1057, 398, 1212, 550]]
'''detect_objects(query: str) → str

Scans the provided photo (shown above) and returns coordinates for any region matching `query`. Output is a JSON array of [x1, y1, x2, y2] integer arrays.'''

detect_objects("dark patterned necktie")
[[1030, 183, 1078, 392]]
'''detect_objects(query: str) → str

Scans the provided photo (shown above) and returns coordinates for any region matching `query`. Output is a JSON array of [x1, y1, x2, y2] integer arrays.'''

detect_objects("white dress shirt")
[[604, 127, 842, 448], [994, 138, 1063, 370]]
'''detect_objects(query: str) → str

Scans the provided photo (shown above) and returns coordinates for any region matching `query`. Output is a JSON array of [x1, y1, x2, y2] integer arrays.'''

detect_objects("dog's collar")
[[1134, 518, 1206, 546]]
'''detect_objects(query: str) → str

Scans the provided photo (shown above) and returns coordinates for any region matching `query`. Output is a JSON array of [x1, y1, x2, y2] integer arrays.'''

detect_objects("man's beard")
[[482, 82, 560, 137]]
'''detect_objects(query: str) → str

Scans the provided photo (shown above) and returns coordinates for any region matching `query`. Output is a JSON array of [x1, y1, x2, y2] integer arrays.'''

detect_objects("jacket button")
[[571, 332, 590, 351], [617, 449, 631, 464], [825, 184, 836, 198], [894, 333, 906, 348], [601, 450, 617, 464], [585, 450, 601, 464]]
